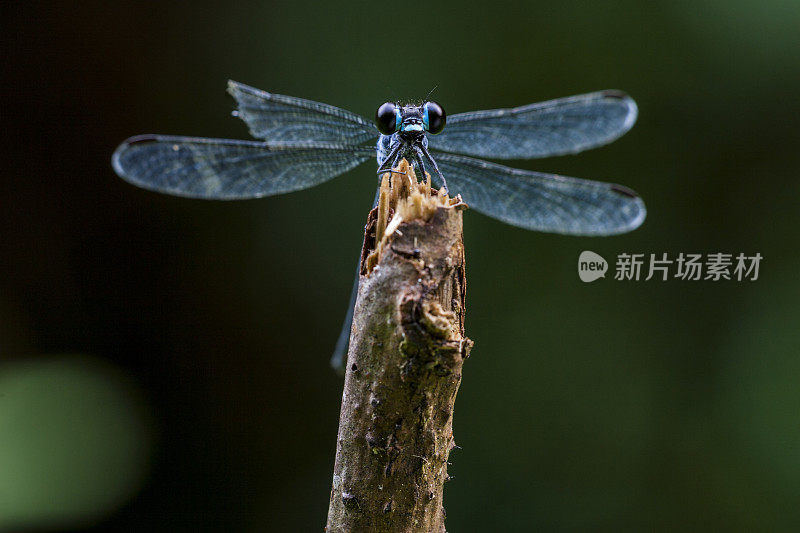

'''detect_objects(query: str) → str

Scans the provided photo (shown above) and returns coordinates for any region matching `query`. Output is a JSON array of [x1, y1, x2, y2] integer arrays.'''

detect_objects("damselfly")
[[112, 81, 646, 370]]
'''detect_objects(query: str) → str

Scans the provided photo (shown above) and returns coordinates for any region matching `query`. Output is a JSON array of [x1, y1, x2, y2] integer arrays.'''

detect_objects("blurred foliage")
[[1, 0, 799, 530], [0, 357, 152, 531]]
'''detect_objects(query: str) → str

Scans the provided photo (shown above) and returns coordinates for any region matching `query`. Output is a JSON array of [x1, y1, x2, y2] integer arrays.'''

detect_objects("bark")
[[326, 161, 473, 532]]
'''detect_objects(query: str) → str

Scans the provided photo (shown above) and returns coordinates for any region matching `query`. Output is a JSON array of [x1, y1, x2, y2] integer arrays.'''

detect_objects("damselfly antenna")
[[424, 85, 439, 101]]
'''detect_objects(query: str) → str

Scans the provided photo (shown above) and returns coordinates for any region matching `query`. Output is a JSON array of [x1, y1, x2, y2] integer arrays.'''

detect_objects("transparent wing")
[[431, 151, 645, 235], [112, 135, 374, 199], [227, 80, 378, 144], [428, 91, 637, 159]]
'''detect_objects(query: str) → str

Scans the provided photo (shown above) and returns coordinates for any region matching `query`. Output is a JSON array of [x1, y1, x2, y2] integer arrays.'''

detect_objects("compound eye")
[[375, 102, 400, 135], [422, 101, 446, 134]]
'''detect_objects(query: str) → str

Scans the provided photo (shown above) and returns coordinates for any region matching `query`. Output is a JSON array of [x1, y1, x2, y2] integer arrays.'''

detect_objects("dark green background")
[[3, 0, 799, 530]]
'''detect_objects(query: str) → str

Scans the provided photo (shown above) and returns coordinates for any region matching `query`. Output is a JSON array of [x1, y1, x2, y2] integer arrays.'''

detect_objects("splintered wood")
[[365, 159, 463, 274]]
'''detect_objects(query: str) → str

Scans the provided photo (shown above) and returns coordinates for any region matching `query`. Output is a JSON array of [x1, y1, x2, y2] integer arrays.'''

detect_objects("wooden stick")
[[326, 160, 473, 532]]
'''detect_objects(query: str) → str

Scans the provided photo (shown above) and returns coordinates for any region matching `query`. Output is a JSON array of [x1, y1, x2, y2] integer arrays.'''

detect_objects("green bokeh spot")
[[0, 356, 153, 530]]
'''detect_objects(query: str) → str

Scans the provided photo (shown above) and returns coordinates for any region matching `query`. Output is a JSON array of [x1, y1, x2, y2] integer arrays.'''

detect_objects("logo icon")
[[578, 251, 608, 282]]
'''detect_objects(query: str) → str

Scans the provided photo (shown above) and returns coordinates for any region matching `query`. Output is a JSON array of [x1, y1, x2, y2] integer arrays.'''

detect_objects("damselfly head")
[[376, 101, 447, 139]]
